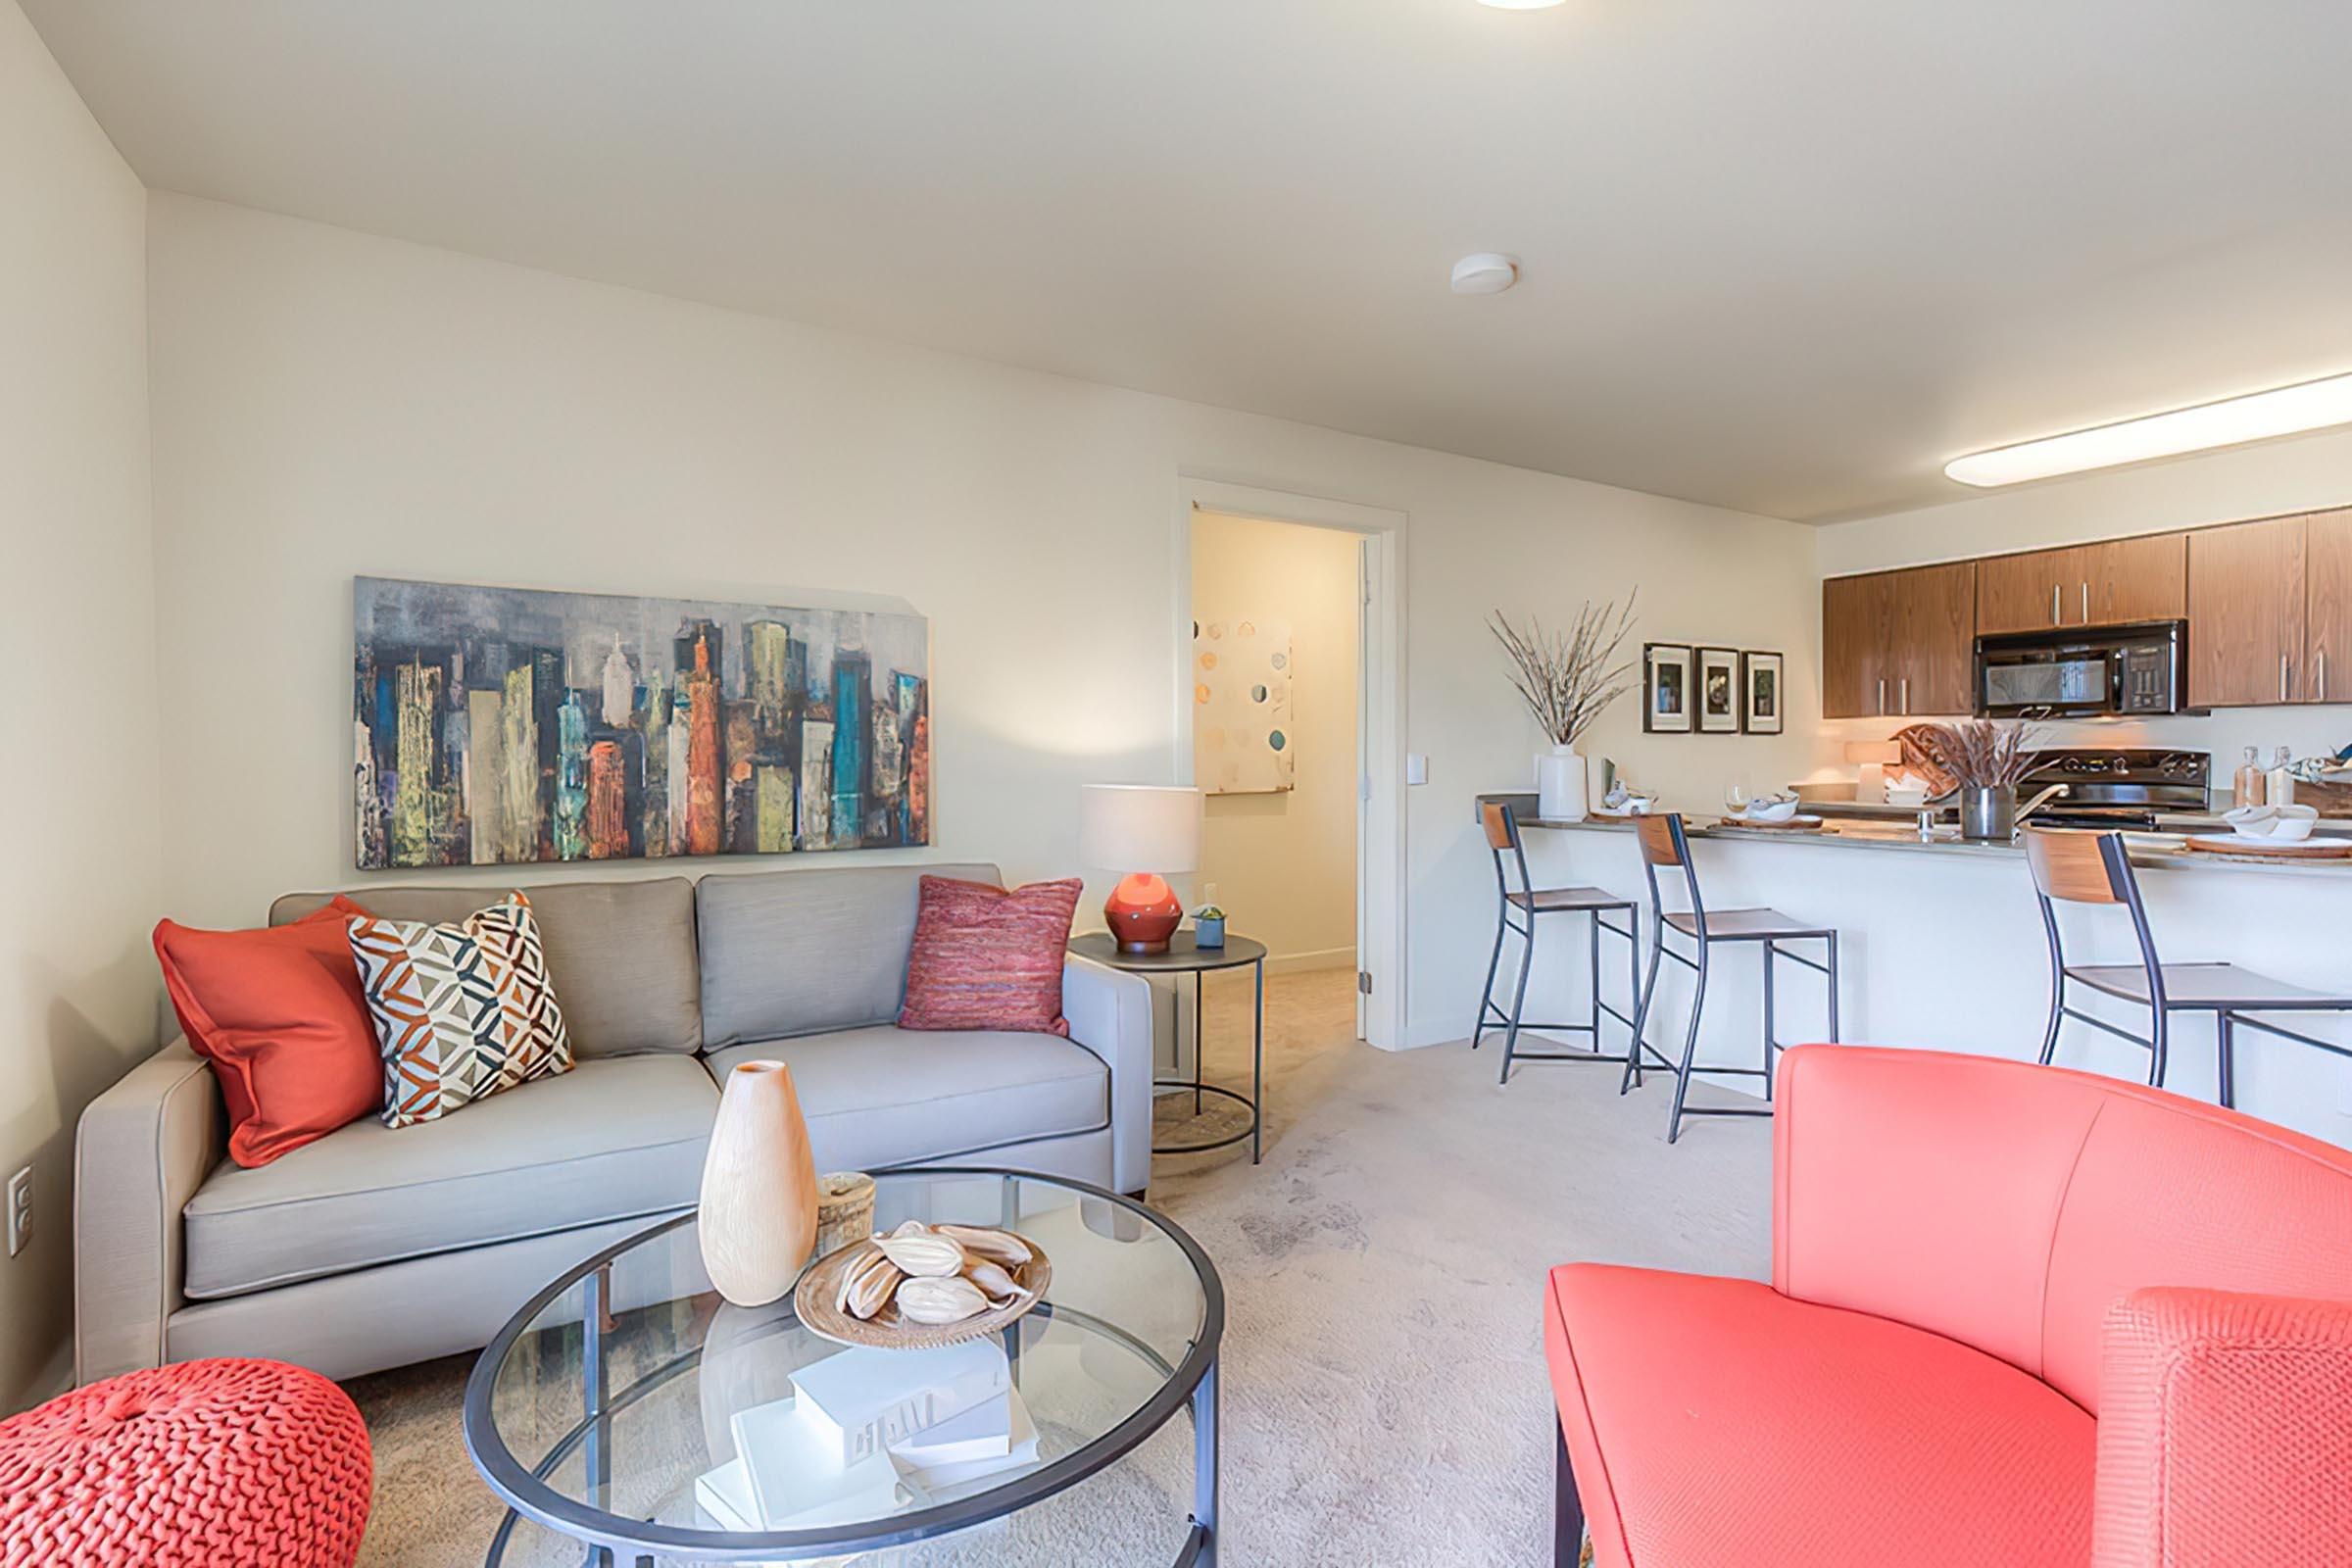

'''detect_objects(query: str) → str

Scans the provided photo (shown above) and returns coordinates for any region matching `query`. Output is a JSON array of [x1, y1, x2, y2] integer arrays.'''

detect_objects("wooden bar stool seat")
[[1473, 803, 1643, 1086], [1621, 813, 1841, 1144], [2027, 828, 2352, 1108], [1661, 908, 1836, 941]]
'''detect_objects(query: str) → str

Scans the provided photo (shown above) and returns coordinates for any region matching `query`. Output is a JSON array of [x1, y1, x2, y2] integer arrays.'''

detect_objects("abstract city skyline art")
[[354, 577, 929, 869]]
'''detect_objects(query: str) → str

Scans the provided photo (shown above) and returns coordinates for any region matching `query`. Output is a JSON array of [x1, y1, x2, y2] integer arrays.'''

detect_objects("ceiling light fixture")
[[1450, 253, 1519, 295], [1478, 0, 1568, 8], [1944, 371, 2352, 488]]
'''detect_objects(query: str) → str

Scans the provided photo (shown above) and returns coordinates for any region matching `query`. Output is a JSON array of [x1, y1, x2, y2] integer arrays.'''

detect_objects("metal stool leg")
[[1761, 939, 1777, 1103], [2038, 973, 2065, 1066], [1620, 920, 1663, 1097], [1498, 924, 1535, 1086], [1472, 905, 1507, 1050], [2147, 1002, 2171, 1090], [1824, 932, 1840, 1043], [1588, 912, 1601, 1034], [2218, 1012, 2237, 1109], [1624, 912, 1642, 1077], [1666, 943, 1708, 1144]]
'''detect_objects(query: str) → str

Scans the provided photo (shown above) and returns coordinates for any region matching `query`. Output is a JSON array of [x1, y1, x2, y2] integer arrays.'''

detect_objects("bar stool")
[[2027, 828, 2352, 1106], [1619, 812, 1841, 1143], [1471, 802, 1643, 1085]]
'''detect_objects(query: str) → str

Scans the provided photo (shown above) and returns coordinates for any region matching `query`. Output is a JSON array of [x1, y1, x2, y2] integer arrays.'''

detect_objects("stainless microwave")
[[1975, 621, 2187, 717]]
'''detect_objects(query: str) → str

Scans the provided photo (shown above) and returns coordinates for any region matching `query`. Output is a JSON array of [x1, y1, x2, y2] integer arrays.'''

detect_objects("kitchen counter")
[[1466, 791, 2352, 1151], [1481, 794, 2352, 876]]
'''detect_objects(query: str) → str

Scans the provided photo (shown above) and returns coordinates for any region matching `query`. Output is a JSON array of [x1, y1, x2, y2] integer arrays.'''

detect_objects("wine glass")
[[1724, 770, 1751, 818]]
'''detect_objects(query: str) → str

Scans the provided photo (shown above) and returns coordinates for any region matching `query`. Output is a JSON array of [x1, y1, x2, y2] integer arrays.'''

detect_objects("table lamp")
[[1079, 784, 1201, 954], [1845, 740, 1903, 804]]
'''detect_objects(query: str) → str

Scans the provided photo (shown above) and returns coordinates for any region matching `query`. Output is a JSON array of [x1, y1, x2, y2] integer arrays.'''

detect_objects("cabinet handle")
[[1877, 678, 1886, 715], [2051, 583, 2061, 624], [2280, 654, 2290, 702], [2321, 650, 2328, 704], [2081, 582, 2088, 623], [1900, 676, 1910, 714]]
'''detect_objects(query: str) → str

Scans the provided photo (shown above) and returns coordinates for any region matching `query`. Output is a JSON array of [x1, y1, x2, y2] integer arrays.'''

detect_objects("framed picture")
[[1696, 646, 1740, 734], [1741, 651, 1785, 734], [1642, 643, 1692, 733]]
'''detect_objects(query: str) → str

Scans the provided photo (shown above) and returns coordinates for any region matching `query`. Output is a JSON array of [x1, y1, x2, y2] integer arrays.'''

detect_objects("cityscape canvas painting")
[[354, 577, 930, 869]]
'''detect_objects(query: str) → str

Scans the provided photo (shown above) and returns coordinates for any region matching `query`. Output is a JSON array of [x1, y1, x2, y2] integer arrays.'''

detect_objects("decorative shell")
[[895, 1275, 990, 1326], [873, 1221, 965, 1279], [934, 1224, 1033, 1267], [833, 1245, 904, 1321], [961, 1258, 1022, 1305]]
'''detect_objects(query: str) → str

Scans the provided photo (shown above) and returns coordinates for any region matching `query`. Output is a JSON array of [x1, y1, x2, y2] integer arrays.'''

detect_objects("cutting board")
[[2181, 836, 2352, 862]]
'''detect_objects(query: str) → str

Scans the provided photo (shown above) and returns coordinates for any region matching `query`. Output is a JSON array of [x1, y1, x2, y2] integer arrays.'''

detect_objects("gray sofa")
[[74, 863, 1152, 1385]]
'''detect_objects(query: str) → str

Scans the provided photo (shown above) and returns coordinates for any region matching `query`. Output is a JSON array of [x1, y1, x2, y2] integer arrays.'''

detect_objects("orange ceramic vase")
[[698, 1060, 820, 1307]]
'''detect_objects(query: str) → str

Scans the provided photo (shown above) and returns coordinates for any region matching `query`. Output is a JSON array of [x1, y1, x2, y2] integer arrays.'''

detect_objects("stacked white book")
[[694, 1339, 1044, 1534]]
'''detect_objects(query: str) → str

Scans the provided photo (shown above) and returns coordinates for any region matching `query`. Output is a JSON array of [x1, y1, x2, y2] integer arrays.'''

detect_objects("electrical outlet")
[[6, 1166, 30, 1258]]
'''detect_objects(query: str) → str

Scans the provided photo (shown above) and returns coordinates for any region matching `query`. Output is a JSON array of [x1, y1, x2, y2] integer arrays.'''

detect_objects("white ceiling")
[[26, 1, 2352, 521]]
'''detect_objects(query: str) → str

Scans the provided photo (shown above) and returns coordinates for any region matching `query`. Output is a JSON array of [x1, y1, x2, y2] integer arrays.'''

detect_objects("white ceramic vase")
[[1537, 745, 1588, 822], [698, 1060, 820, 1308]]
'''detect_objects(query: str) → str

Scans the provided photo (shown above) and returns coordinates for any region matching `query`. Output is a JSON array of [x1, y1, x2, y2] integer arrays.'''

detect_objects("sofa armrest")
[[74, 1037, 221, 1382], [1062, 956, 1154, 1196], [2093, 1286, 2352, 1567]]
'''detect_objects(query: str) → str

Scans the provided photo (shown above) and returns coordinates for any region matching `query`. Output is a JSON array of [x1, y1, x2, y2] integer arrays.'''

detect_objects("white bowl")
[[1745, 799, 1800, 823], [2224, 804, 2278, 831], [2266, 805, 2320, 842]]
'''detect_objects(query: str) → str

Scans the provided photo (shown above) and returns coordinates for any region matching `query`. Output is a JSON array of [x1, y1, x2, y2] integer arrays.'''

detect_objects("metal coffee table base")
[[1154, 962, 1264, 1163]]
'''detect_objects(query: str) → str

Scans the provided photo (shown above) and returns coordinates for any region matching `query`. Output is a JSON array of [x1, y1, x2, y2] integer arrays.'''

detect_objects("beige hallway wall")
[[0, 0, 160, 1412], [1191, 513, 1359, 971]]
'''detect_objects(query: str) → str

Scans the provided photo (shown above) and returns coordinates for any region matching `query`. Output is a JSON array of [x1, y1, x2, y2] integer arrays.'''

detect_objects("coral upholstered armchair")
[[1544, 1045, 2352, 1567]]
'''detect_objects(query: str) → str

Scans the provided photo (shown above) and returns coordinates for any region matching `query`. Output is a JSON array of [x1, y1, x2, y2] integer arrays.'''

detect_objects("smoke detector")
[[1449, 254, 1519, 295]]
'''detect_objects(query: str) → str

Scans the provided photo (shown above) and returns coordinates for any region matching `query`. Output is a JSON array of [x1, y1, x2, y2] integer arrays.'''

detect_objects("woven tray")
[[794, 1235, 1052, 1350], [2180, 836, 2352, 861]]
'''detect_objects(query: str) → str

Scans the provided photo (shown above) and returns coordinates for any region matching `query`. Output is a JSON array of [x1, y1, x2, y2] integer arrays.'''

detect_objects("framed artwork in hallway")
[[1642, 643, 1692, 733], [352, 577, 929, 869]]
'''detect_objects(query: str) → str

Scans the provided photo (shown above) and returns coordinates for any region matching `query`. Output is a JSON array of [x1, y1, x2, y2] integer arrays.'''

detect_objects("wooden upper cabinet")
[[1891, 561, 1978, 715], [1976, 547, 2080, 635], [2188, 515, 2308, 708], [1822, 572, 1893, 719], [2083, 533, 2186, 625], [2308, 508, 2352, 706], [1821, 562, 1975, 718]]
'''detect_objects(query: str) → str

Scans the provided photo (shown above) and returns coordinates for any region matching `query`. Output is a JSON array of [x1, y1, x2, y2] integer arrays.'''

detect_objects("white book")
[[693, 1457, 759, 1533], [888, 1388, 1012, 1468], [731, 1394, 927, 1530], [791, 1340, 1010, 1466], [900, 1387, 1040, 1495]]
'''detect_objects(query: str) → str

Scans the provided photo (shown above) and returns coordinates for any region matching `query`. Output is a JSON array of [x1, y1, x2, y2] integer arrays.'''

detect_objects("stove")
[[2017, 747, 2211, 829]]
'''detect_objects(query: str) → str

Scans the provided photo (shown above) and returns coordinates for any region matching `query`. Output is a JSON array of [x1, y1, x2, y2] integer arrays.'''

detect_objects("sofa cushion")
[[1544, 1262, 2094, 1568], [704, 1025, 1104, 1173], [696, 864, 1000, 1047], [272, 877, 701, 1058], [183, 1054, 717, 1299]]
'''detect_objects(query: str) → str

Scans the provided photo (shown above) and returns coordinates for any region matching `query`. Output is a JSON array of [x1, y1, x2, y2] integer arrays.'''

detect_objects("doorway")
[[1188, 510, 1365, 1031]]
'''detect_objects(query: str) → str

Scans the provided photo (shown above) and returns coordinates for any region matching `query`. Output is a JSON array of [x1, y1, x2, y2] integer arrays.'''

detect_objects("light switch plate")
[[1405, 753, 1428, 786], [6, 1166, 30, 1258]]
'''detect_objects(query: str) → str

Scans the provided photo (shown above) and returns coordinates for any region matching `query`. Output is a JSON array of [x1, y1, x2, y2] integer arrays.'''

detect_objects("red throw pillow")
[[152, 897, 381, 1167], [900, 876, 1084, 1036]]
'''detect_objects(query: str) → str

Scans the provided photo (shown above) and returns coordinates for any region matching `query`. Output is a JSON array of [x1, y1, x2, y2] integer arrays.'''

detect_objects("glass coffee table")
[[464, 1169, 1223, 1567]]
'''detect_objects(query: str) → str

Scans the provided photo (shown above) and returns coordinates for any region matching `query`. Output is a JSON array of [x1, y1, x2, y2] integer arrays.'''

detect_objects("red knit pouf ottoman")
[[0, 1357, 370, 1567]]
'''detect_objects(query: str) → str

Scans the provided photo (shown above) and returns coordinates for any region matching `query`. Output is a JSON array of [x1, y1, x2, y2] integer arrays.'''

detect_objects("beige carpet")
[[346, 968, 1773, 1565]]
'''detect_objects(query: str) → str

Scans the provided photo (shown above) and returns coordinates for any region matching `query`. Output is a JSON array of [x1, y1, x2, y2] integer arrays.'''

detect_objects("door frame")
[[1172, 474, 1408, 1051]]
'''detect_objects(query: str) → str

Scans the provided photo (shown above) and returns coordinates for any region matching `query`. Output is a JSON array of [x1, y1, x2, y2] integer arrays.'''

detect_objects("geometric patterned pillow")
[[346, 893, 574, 1127]]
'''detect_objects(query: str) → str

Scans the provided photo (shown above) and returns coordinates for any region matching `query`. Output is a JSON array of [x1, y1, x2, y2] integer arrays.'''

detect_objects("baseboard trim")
[[1264, 947, 1355, 976]]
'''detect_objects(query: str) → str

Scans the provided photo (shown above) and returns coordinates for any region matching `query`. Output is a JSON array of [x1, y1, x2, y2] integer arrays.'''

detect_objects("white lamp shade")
[[1079, 785, 1201, 874]]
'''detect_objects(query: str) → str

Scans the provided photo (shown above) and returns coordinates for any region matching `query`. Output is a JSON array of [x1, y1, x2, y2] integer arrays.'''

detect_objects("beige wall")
[[0, 0, 159, 1412], [1191, 513, 1359, 970], [1814, 432, 2352, 769], [145, 194, 1827, 1052]]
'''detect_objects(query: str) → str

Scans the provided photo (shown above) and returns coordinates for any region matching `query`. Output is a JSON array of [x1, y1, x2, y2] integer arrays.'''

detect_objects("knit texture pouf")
[[0, 1357, 370, 1567]]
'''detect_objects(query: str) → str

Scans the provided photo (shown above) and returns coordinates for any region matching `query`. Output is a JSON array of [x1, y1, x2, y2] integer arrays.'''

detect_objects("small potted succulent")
[[1191, 904, 1227, 950]]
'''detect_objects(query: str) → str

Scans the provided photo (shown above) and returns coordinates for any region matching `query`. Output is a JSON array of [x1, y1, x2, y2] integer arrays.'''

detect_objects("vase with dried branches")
[[1913, 718, 2044, 839], [1491, 593, 1638, 822]]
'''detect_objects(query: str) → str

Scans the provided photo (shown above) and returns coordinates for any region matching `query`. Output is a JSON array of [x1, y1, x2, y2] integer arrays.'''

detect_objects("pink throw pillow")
[[900, 876, 1083, 1035]]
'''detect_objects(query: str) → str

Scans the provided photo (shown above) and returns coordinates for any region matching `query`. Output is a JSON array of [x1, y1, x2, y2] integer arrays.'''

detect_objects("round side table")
[[1068, 931, 1267, 1164]]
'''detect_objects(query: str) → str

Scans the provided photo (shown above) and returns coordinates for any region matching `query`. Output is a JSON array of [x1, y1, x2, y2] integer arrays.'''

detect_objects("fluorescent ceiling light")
[[1944, 372, 2352, 488]]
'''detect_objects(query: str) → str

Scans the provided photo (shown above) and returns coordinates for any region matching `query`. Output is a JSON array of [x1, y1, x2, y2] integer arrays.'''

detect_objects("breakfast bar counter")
[[1470, 792, 2352, 1150]]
